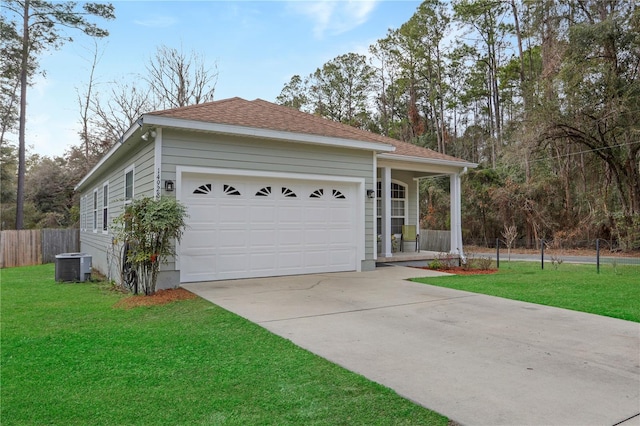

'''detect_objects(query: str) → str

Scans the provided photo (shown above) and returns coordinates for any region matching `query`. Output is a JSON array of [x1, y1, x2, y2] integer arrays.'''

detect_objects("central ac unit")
[[55, 253, 92, 282]]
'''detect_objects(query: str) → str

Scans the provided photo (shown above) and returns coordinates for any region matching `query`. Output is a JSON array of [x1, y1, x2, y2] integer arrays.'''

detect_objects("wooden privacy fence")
[[0, 229, 80, 268]]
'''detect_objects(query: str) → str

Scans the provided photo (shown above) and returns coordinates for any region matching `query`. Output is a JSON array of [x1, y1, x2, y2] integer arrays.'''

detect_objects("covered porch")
[[374, 155, 475, 264]]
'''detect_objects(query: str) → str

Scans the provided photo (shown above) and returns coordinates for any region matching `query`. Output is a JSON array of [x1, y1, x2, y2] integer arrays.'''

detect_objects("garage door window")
[[333, 189, 346, 199], [256, 186, 272, 196], [282, 187, 296, 197], [194, 184, 212, 194], [223, 184, 241, 195]]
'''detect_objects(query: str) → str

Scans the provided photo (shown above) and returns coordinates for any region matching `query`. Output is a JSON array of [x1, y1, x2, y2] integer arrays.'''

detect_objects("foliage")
[[112, 197, 187, 295], [0, 144, 17, 205], [1, 264, 448, 425], [145, 44, 218, 110], [611, 213, 640, 251], [470, 255, 492, 270], [5, 0, 638, 254], [428, 259, 444, 270], [274, 0, 639, 250], [88, 44, 218, 149], [534, 0, 640, 215], [278, 53, 375, 129], [3, 0, 114, 229], [413, 262, 640, 322]]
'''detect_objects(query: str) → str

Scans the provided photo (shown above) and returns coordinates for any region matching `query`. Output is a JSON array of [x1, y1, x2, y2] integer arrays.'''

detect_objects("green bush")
[[112, 196, 187, 295]]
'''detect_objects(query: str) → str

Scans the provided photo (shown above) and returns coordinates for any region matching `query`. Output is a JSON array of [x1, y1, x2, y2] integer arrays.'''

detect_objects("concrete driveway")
[[183, 266, 640, 426]]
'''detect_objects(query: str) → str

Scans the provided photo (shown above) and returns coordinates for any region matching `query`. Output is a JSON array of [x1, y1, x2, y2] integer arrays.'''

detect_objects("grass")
[[1, 264, 447, 426], [413, 261, 640, 322]]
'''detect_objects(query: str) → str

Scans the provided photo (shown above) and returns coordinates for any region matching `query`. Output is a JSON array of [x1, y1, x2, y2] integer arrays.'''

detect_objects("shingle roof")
[[149, 97, 470, 164]]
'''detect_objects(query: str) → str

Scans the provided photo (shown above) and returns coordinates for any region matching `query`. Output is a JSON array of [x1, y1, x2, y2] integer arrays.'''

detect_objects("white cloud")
[[288, 0, 379, 39], [133, 15, 178, 28]]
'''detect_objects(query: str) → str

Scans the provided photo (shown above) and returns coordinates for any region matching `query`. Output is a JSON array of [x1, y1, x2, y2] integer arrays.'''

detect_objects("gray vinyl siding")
[[78, 139, 155, 279], [161, 129, 376, 261]]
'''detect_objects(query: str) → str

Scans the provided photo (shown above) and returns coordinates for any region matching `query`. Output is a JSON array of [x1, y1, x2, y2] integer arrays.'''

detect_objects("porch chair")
[[401, 225, 420, 252]]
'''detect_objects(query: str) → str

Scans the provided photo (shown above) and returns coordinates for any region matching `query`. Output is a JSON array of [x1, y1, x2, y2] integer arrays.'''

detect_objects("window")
[[102, 182, 109, 232], [256, 186, 272, 196], [93, 189, 98, 232], [377, 181, 406, 235], [223, 184, 241, 196], [310, 189, 324, 198], [80, 195, 85, 231], [124, 166, 134, 203], [194, 183, 212, 194], [332, 189, 346, 199], [282, 187, 296, 198]]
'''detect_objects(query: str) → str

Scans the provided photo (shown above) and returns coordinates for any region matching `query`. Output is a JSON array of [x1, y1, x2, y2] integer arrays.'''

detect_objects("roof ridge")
[[150, 97, 245, 116], [250, 99, 397, 144], [253, 99, 467, 161]]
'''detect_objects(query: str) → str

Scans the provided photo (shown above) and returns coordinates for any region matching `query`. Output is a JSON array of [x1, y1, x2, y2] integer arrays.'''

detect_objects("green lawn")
[[1, 264, 446, 426], [413, 261, 640, 322]]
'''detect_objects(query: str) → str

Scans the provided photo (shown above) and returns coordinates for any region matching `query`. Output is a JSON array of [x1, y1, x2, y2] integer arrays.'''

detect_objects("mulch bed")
[[114, 288, 197, 309]]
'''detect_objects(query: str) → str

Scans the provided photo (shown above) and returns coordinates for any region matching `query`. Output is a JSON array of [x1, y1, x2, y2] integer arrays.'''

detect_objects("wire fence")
[[489, 238, 640, 271]]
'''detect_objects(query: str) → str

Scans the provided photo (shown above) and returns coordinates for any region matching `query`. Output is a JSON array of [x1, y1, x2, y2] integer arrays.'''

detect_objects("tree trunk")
[[16, 0, 29, 230]]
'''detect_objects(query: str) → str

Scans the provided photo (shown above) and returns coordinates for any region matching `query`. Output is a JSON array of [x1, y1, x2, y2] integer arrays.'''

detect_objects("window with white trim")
[[377, 180, 407, 235], [124, 165, 134, 203], [80, 195, 85, 231], [93, 189, 98, 232], [102, 182, 109, 232]]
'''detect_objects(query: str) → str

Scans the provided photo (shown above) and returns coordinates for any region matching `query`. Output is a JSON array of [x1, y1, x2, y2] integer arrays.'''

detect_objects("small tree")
[[501, 224, 518, 261], [113, 196, 187, 295]]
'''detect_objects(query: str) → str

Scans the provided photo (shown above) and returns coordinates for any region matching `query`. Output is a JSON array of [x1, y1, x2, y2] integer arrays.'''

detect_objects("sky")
[[22, 0, 422, 158]]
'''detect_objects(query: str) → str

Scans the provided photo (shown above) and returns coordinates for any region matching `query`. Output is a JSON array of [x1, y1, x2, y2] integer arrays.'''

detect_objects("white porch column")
[[450, 172, 464, 259], [381, 166, 392, 257]]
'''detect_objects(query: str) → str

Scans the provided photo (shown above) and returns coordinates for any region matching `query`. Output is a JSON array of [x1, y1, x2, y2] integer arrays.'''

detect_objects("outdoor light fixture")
[[367, 189, 376, 199], [141, 129, 157, 141], [164, 180, 175, 192]]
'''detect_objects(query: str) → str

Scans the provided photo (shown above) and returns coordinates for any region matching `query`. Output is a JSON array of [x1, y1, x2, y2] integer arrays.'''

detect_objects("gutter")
[[377, 152, 478, 169]]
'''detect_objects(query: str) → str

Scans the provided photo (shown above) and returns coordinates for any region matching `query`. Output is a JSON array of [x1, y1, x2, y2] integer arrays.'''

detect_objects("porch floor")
[[376, 250, 449, 264]]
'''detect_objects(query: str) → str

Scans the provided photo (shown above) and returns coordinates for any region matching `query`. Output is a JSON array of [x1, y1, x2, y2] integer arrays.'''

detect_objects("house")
[[75, 97, 476, 288]]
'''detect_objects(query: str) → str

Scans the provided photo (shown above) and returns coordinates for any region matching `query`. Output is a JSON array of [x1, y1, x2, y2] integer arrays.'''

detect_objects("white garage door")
[[180, 172, 359, 282]]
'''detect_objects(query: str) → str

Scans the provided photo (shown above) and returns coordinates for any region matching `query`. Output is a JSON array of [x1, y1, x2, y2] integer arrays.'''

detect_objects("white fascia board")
[[142, 115, 396, 153], [377, 153, 478, 170]]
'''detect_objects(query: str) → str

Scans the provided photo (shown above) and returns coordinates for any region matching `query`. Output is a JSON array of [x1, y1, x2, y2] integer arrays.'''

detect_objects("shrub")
[[112, 196, 188, 295], [474, 256, 493, 270], [428, 259, 444, 270]]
